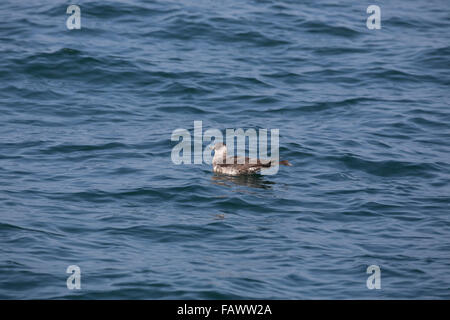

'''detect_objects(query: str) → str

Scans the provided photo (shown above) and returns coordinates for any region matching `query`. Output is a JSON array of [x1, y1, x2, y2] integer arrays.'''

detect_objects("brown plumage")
[[211, 143, 292, 175]]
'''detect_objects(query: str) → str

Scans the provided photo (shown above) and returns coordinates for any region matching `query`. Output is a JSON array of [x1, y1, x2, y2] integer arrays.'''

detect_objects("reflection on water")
[[211, 174, 275, 190]]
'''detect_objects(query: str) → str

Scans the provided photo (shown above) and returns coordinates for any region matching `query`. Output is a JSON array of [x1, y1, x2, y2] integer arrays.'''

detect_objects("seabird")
[[211, 143, 291, 175]]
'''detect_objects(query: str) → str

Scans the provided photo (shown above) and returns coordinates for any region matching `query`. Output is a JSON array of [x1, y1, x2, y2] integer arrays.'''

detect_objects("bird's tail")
[[279, 160, 292, 166]]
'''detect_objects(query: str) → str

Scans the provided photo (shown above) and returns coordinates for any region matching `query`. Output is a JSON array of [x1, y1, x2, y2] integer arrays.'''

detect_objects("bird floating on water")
[[211, 143, 291, 175]]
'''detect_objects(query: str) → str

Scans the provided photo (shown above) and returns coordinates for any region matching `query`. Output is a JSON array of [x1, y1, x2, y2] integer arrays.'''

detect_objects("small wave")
[[155, 105, 212, 114], [325, 154, 439, 178], [41, 142, 128, 154], [358, 67, 440, 84], [300, 20, 361, 38], [412, 46, 450, 72], [263, 97, 374, 114]]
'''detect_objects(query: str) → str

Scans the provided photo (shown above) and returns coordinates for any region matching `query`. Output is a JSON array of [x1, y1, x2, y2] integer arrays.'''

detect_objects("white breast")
[[213, 165, 240, 175]]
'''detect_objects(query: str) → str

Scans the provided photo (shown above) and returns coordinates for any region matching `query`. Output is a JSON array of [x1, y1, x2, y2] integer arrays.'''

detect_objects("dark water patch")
[[264, 97, 374, 114], [300, 20, 361, 38], [414, 46, 450, 68], [325, 154, 440, 178], [358, 67, 442, 84], [41, 142, 128, 155], [312, 46, 368, 55], [408, 116, 448, 130]]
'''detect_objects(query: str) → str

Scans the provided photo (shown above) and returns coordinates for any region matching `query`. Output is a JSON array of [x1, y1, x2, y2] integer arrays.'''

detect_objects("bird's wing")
[[217, 156, 272, 169]]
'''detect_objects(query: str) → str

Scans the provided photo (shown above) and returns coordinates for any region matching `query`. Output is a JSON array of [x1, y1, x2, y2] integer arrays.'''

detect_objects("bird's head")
[[211, 143, 227, 162], [211, 142, 226, 151]]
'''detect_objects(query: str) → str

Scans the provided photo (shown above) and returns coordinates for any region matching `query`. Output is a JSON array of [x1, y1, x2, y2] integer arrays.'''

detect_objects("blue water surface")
[[0, 0, 449, 299]]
